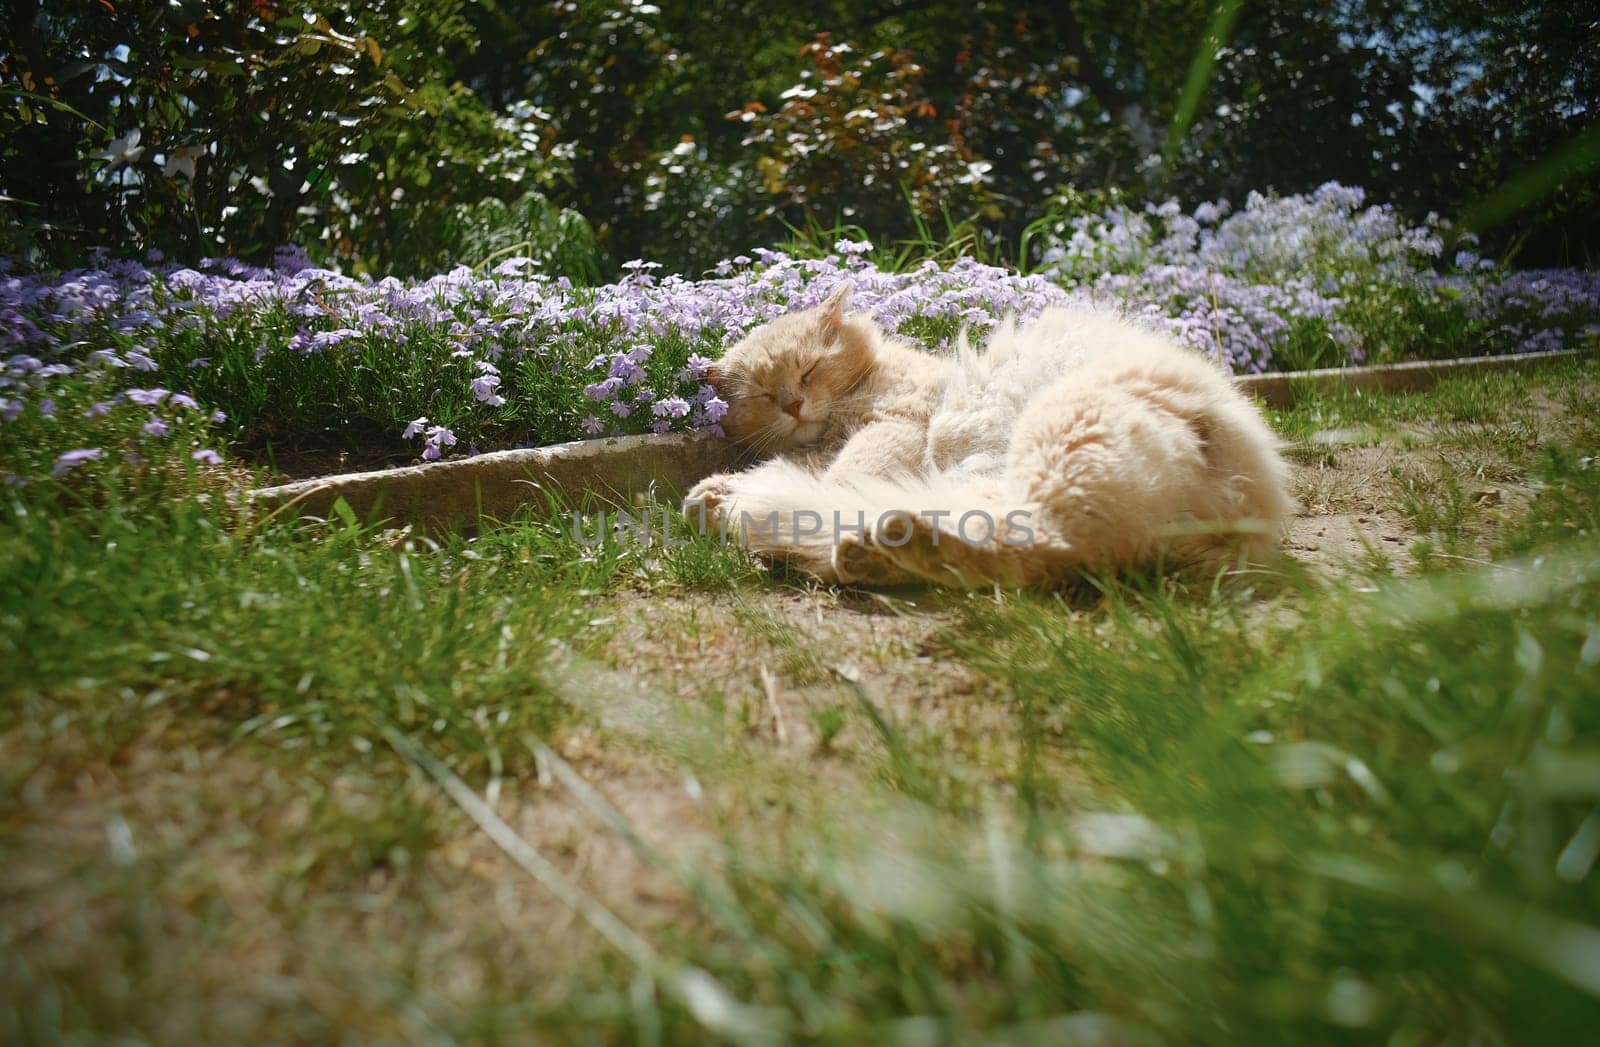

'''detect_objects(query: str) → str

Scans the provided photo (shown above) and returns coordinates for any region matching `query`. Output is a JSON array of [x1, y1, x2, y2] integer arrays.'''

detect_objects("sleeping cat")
[[685, 286, 1294, 587]]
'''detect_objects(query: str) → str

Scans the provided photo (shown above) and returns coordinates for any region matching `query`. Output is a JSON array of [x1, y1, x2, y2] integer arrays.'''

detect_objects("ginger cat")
[[685, 286, 1294, 587]]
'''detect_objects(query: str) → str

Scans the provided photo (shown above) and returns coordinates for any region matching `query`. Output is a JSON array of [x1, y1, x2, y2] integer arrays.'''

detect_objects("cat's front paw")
[[684, 472, 737, 527]]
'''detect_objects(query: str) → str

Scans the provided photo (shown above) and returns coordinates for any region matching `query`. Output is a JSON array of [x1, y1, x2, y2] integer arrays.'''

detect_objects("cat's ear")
[[817, 285, 851, 341]]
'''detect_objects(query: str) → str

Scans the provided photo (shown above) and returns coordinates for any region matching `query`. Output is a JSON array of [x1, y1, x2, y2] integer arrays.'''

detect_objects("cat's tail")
[[690, 459, 1069, 586]]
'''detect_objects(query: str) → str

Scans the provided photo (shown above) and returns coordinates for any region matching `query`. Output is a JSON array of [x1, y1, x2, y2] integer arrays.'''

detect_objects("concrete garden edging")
[[250, 431, 744, 533], [250, 348, 1589, 532], [1232, 347, 1589, 409]]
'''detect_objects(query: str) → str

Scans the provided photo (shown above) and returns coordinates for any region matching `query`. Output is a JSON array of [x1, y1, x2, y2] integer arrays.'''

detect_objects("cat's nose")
[[783, 398, 804, 421]]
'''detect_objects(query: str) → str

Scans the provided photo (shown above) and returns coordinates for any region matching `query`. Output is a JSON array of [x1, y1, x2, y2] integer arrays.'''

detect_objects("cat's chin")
[[787, 419, 825, 446]]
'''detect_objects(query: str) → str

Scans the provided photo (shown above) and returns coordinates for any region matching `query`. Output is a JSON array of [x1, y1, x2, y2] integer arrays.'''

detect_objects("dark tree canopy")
[[4, 0, 1595, 272]]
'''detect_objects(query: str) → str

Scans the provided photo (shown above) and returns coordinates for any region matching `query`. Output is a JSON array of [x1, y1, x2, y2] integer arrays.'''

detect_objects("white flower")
[[98, 129, 144, 168], [163, 145, 205, 180]]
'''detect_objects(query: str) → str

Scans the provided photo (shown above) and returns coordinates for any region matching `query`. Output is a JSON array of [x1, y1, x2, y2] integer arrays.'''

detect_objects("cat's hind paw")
[[831, 531, 878, 583], [832, 528, 916, 586]]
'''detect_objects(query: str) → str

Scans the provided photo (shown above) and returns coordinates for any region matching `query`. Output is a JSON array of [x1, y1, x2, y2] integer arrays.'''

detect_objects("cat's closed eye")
[[799, 362, 819, 387]]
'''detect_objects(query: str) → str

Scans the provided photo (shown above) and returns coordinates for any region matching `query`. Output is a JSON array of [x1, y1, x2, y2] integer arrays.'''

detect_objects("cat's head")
[[708, 286, 877, 451]]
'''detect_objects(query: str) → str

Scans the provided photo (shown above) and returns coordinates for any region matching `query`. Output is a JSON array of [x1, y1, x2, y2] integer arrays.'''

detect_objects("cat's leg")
[[684, 416, 924, 528], [821, 419, 928, 482], [683, 458, 916, 585], [826, 470, 1071, 588], [839, 501, 1071, 588]]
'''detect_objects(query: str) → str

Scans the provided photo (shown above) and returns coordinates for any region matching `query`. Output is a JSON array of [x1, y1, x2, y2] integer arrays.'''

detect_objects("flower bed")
[[1038, 183, 1600, 372], [2, 184, 1597, 489]]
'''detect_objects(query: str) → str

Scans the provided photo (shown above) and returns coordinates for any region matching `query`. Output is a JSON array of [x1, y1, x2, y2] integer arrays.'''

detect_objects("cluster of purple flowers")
[[1040, 183, 1447, 282], [1039, 182, 1600, 367], [1, 243, 1078, 462], [2, 185, 1597, 480]]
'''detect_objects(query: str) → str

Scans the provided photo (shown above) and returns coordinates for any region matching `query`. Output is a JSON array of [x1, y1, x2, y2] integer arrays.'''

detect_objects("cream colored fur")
[[686, 287, 1295, 588]]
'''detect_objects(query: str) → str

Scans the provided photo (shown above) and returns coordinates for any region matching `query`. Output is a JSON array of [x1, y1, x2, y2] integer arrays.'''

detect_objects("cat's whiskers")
[[748, 420, 791, 457]]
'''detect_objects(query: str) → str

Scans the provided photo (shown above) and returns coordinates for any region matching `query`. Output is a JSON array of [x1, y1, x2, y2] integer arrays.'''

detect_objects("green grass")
[[4, 359, 1600, 1042]]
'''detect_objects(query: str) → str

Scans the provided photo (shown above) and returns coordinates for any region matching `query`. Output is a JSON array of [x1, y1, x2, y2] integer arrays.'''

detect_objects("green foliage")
[[390, 190, 600, 282], [511, 0, 682, 264], [736, 35, 997, 242], [3, 0, 1595, 274], [0, 370, 225, 497], [947, 546, 1600, 1042], [0, 0, 566, 270], [0, 491, 583, 776], [638, 144, 770, 275]]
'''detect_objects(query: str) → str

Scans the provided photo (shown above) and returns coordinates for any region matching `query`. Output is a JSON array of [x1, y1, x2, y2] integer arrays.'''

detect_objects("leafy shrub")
[[638, 142, 771, 276], [389, 190, 600, 284], [0, 0, 565, 272], [734, 34, 996, 243]]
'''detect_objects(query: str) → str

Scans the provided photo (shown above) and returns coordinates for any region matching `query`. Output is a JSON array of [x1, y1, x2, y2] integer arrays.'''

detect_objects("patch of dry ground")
[[1287, 442, 1420, 575]]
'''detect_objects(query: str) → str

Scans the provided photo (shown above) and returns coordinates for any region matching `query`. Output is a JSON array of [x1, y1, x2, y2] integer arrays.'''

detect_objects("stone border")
[[1234, 347, 1588, 409], [251, 348, 1589, 532], [250, 430, 743, 533]]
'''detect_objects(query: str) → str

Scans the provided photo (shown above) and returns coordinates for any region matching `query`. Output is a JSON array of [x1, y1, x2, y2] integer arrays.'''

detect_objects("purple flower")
[[210, 409, 228, 424], [192, 448, 223, 465], [53, 448, 103, 475], [651, 396, 691, 419], [421, 424, 457, 460], [309, 328, 361, 351], [584, 377, 625, 401], [470, 372, 506, 407], [608, 353, 647, 384], [142, 417, 169, 437], [125, 387, 169, 406], [402, 416, 429, 439], [1, 192, 1592, 482]]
